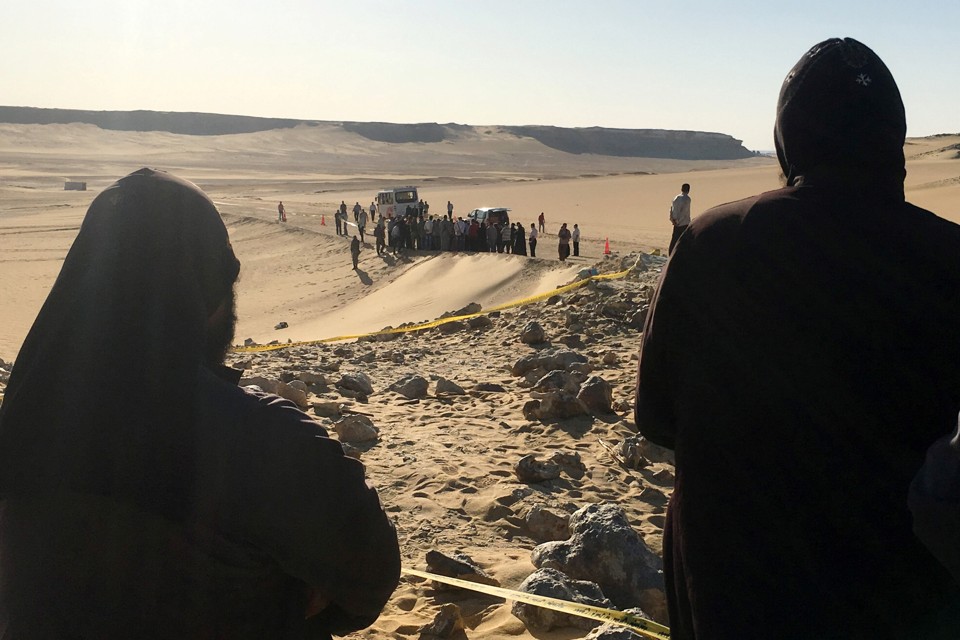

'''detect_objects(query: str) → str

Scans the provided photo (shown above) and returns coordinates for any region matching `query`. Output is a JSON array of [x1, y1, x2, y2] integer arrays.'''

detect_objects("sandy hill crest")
[[0, 106, 755, 160]]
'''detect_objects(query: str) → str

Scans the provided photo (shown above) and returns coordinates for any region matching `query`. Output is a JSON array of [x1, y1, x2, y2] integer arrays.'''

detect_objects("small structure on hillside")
[[64, 181, 87, 191]]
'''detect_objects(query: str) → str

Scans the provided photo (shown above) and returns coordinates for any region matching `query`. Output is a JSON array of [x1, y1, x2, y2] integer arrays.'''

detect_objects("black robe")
[[636, 39, 960, 639], [0, 169, 400, 639]]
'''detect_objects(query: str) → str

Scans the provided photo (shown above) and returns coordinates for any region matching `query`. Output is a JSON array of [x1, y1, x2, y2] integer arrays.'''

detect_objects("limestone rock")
[[512, 348, 588, 377], [515, 454, 561, 483], [583, 608, 656, 640], [511, 567, 611, 631], [577, 376, 613, 414], [520, 322, 547, 345], [298, 371, 328, 386], [531, 504, 665, 620], [333, 414, 379, 443], [526, 505, 571, 542], [389, 374, 429, 399], [311, 401, 343, 419], [241, 376, 309, 408], [533, 369, 586, 394], [419, 603, 466, 639], [549, 451, 587, 478], [531, 390, 588, 420], [625, 435, 674, 465]]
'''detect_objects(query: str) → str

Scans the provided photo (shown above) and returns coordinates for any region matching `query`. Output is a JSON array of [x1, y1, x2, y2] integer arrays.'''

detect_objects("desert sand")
[[1, 124, 958, 638]]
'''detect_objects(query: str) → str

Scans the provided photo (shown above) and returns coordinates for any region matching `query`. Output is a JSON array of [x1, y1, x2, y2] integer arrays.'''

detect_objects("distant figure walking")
[[335, 208, 343, 235], [277, 201, 286, 223], [358, 209, 368, 245], [447, 201, 454, 217], [374, 219, 385, 255], [350, 235, 361, 270], [339, 200, 348, 221], [538, 212, 545, 233], [369, 201, 377, 222], [572, 224, 581, 257], [669, 183, 691, 254], [353, 202, 362, 223], [528, 223, 538, 257], [557, 223, 571, 261]]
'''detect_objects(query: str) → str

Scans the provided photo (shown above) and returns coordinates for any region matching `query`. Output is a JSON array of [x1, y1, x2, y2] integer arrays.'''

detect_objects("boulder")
[[627, 306, 649, 330], [515, 454, 561, 483], [531, 504, 665, 620], [474, 382, 505, 393], [511, 568, 611, 632], [389, 374, 429, 399], [337, 372, 374, 396], [558, 334, 585, 349], [601, 351, 619, 366], [522, 400, 541, 421], [333, 414, 379, 443], [532, 390, 588, 421], [438, 320, 467, 334], [467, 315, 493, 330], [512, 348, 588, 377], [577, 376, 613, 414], [436, 377, 466, 396], [520, 322, 547, 345], [441, 302, 482, 318], [311, 401, 343, 419]]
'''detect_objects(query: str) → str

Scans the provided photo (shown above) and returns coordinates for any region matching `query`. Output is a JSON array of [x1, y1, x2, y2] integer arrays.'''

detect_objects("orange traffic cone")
[[321, 214, 326, 226], [604, 237, 611, 255]]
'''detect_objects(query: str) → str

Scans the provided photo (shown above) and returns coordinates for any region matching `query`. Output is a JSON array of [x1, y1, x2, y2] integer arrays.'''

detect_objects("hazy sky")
[[2, 1, 957, 150]]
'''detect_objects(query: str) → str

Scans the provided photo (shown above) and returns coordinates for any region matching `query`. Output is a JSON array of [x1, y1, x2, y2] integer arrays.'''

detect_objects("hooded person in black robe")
[[0, 169, 400, 639], [635, 39, 960, 639]]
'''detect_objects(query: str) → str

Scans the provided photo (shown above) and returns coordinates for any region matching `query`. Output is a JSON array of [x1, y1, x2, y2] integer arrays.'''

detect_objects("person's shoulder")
[[198, 367, 328, 440]]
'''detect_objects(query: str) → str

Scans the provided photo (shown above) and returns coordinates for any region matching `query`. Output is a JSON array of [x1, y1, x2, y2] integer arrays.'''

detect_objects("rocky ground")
[[227, 251, 677, 640]]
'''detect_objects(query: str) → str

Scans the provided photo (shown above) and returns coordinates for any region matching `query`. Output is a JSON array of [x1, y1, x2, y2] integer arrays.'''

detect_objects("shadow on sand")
[[354, 268, 373, 286]]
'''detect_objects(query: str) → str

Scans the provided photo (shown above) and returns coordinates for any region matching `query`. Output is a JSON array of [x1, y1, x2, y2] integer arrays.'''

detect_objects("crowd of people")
[[333, 201, 581, 262]]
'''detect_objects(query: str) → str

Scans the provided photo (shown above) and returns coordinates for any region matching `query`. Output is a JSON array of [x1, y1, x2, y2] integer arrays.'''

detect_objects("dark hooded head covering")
[[0, 168, 240, 521], [775, 37, 906, 198]]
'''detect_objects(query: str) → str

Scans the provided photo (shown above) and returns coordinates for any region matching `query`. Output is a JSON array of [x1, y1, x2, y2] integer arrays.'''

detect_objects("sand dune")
[[226, 215, 582, 346], [1, 124, 958, 361]]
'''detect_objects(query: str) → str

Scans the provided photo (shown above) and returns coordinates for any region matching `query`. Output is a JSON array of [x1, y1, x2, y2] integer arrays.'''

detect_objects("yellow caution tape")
[[232, 266, 634, 354], [402, 567, 670, 639]]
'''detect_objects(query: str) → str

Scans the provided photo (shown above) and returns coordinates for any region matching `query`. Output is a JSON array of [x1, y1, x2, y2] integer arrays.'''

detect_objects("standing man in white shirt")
[[669, 183, 691, 254], [572, 224, 581, 256]]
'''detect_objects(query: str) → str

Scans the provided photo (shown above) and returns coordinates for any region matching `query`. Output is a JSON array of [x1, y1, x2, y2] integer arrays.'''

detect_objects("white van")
[[376, 186, 419, 219]]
